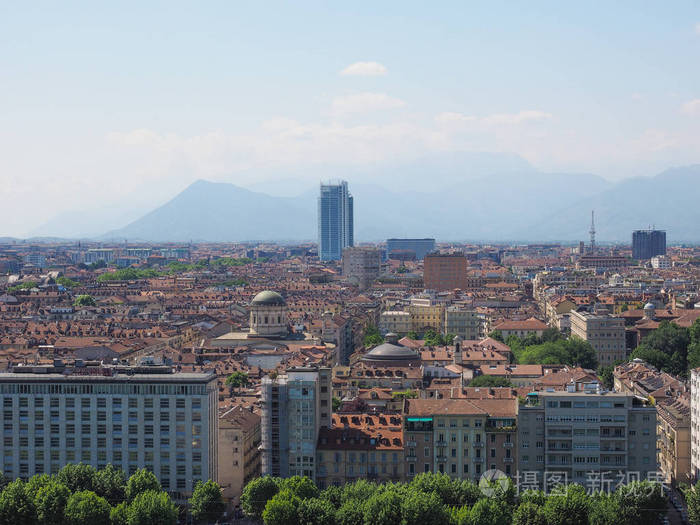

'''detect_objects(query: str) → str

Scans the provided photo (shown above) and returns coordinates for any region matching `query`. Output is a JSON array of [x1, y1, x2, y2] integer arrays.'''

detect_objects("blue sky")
[[2, 1, 700, 235]]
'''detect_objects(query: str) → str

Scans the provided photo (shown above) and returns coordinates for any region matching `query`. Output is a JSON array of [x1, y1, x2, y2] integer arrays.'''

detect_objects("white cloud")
[[330, 92, 406, 116], [435, 110, 552, 126], [682, 99, 700, 115], [340, 61, 388, 76], [696, 22, 700, 35]]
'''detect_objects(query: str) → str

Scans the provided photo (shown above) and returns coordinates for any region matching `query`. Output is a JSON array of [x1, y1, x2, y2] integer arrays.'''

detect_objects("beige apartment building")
[[570, 310, 626, 364], [404, 399, 487, 481], [444, 307, 482, 340], [218, 405, 261, 509], [407, 304, 445, 333], [656, 397, 691, 485], [379, 310, 412, 335]]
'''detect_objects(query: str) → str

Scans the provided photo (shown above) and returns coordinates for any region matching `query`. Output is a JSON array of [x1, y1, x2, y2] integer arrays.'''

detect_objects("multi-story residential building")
[[84, 248, 115, 264], [480, 399, 518, 478], [423, 253, 468, 292], [633, 229, 666, 260], [570, 310, 626, 364], [518, 390, 657, 489], [651, 255, 671, 269], [386, 238, 436, 261], [407, 303, 445, 334], [491, 317, 548, 339], [318, 181, 353, 261], [444, 307, 482, 340], [690, 368, 700, 479], [260, 367, 332, 480], [316, 413, 404, 488], [218, 405, 261, 508], [0, 360, 218, 501], [379, 311, 411, 335], [342, 247, 382, 290], [321, 312, 354, 365], [656, 396, 691, 485], [403, 399, 487, 481]]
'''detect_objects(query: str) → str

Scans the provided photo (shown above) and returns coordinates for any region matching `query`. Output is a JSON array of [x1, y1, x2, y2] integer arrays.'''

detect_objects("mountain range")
[[31, 154, 700, 243]]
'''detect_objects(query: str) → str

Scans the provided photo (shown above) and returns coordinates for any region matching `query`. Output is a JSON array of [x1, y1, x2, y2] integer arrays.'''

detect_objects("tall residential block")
[[423, 253, 468, 291], [690, 369, 700, 479], [0, 360, 218, 501], [386, 238, 436, 261], [518, 390, 657, 488], [569, 310, 626, 365], [318, 181, 353, 261], [261, 367, 332, 479], [632, 229, 666, 260], [342, 246, 383, 290]]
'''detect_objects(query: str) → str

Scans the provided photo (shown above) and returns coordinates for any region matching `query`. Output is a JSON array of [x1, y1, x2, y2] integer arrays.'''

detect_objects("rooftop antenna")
[[589, 210, 596, 253]]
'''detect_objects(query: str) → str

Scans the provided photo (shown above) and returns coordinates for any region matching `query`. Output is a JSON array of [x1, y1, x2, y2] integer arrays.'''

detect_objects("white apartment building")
[[518, 390, 657, 488], [651, 255, 671, 270], [0, 360, 218, 502]]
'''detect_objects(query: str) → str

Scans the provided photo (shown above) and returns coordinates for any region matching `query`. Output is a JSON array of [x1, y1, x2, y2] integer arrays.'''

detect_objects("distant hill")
[[88, 163, 700, 243]]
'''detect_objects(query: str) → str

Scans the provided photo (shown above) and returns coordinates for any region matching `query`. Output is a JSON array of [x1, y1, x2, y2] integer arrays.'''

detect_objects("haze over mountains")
[[30, 153, 700, 243]]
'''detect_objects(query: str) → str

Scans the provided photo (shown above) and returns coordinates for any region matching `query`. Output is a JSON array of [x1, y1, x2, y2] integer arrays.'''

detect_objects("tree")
[[467, 498, 511, 525], [363, 325, 384, 348], [125, 469, 161, 502], [126, 490, 177, 525], [630, 346, 670, 371], [34, 480, 71, 525], [587, 494, 621, 525], [0, 479, 35, 525], [335, 499, 364, 525], [64, 490, 111, 525], [406, 331, 419, 340], [424, 330, 443, 347], [489, 330, 504, 342], [400, 489, 448, 525], [541, 484, 589, 525], [93, 464, 126, 504], [614, 480, 666, 525], [225, 371, 250, 390], [262, 490, 301, 525], [25, 473, 53, 500], [57, 463, 97, 493], [189, 480, 225, 524], [632, 321, 691, 376], [279, 476, 319, 500], [297, 497, 336, 525], [241, 476, 280, 520], [684, 483, 700, 525], [511, 501, 546, 525], [468, 376, 513, 387], [597, 364, 615, 390], [110, 502, 129, 525], [362, 489, 402, 525], [73, 294, 97, 307], [332, 397, 341, 411]]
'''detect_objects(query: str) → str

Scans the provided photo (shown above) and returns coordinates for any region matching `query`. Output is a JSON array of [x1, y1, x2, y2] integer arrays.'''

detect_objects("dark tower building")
[[632, 229, 666, 260]]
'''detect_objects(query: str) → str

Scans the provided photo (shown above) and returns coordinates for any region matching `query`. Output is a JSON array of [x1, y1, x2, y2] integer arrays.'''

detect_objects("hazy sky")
[[2, 1, 700, 236]]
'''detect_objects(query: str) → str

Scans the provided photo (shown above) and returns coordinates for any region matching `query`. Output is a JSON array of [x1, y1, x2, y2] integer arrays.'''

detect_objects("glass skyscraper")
[[318, 181, 353, 261]]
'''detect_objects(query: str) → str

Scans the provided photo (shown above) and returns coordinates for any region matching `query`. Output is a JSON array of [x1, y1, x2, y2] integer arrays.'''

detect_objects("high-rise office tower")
[[318, 181, 353, 261], [632, 229, 666, 260]]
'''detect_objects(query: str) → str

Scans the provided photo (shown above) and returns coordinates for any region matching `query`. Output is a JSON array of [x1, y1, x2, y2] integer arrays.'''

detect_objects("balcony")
[[436, 440, 447, 447], [503, 442, 514, 448], [407, 441, 417, 447], [473, 442, 484, 448], [473, 457, 484, 463], [503, 458, 514, 463], [437, 455, 447, 462], [406, 455, 417, 462]]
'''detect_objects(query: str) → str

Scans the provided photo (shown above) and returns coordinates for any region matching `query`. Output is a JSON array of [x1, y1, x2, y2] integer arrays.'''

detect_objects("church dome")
[[362, 342, 419, 363], [251, 290, 286, 306], [644, 302, 656, 310]]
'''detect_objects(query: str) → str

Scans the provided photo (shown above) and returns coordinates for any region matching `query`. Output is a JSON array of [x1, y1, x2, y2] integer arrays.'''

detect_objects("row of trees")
[[490, 328, 599, 370], [630, 318, 700, 377], [241, 473, 667, 525], [0, 464, 224, 525]]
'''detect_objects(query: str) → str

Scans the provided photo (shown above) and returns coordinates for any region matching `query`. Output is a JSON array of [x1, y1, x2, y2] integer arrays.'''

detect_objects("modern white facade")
[[0, 361, 218, 501]]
